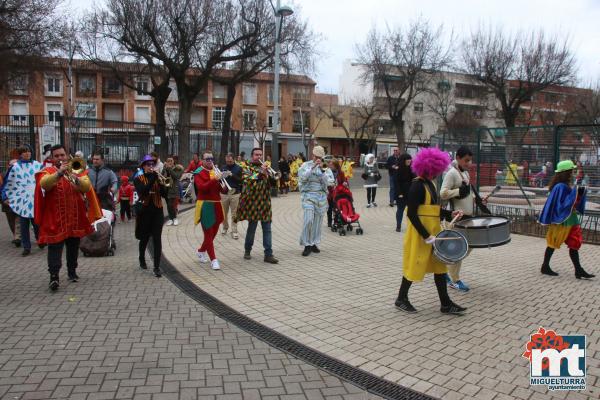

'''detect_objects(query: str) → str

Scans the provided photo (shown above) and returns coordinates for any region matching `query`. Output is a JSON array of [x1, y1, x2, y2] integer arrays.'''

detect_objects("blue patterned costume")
[[298, 161, 334, 246], [3, 160, 43, 218]]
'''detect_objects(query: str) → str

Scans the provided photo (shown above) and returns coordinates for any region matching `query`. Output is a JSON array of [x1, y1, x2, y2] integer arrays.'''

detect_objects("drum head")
[[434, 230, 468, 264], [455, 216, 509, 229]]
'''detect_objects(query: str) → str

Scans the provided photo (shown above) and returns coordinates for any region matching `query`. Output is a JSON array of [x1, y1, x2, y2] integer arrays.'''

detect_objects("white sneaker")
[[173, 218, 179, 226], [166, 219, 174, 226], [211, 259, 221, 270], [366, 203, 372, 208], [196, 250, 209, 263], [221, 228, 228, 235]]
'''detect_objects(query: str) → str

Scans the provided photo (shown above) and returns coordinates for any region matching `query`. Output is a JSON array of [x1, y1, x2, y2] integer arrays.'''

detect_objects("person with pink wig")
[[395, 147, 466, 315]]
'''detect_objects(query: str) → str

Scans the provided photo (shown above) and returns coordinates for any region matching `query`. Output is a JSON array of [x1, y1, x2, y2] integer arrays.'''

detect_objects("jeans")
[[166, 198, 179, 220], [48, 237, 80, 276], [20, 217, 39, 250], [389, 175, 396, 204], [396, 196, 407, 229], [244, 221, 273, 256], [366, 187, 377, 204]]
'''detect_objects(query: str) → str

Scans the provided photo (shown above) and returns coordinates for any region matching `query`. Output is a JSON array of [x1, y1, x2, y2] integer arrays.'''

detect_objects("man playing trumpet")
[[220, 153, 243, 239], [194, 151, 226, 270], [297, 146, 334, 256], [34, 145, 102, 291]]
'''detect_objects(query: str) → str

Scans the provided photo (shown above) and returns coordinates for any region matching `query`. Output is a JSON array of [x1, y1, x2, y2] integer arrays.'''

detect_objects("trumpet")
[[153, 168, 172, 187], [213, 166, 233, 192], [259, 159, 281, 179], [60, 156, 86, 185]]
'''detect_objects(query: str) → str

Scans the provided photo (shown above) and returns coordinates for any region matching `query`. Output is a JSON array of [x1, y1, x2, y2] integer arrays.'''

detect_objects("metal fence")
[[432, 124, 600, 243], [0, 115, 225, 175]]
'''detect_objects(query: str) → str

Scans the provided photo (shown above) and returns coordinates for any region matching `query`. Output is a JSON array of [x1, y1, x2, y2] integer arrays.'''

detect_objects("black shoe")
[[327, 222, 332, 228], [441, 302, 467, 315], [68, 272, 79, 282], [311, 245, 320, 254], [244, 251, 252, 260], [396, 226, 401, 232], [264, 255, 279, 264], [302, 246, 312, 256], [49, 275, 59, 292], [541, 264, 559, 276], [389, 203, 395, 207], [22, 249, 31, 256], [139, 259, 148, 270], [154, 268, 162, 278], [38, 244, 46, 249], [12, 239, 21, 248], [395, 298, 417, 313], [575, 268, 595, 280]]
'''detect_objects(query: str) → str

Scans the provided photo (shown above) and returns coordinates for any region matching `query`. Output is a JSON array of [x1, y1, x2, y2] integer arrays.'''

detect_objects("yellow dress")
[[505, 163, 518, 185], [403, 180, 447, 282]]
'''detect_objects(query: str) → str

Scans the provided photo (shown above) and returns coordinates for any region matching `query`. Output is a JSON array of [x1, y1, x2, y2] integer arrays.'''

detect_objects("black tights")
[[397, 274, 451, 307], [543, 246, 584, 271], [367, 187, 377, 204]]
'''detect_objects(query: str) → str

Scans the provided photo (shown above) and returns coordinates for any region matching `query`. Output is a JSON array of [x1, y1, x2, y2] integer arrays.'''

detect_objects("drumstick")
[[448, 213, 462, 228]]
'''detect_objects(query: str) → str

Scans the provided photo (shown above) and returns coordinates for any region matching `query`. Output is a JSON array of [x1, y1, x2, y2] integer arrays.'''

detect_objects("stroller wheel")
[[108, 250, 114, 256], [339, 230, 346, 236], [356, 228, 363, 235], [331, 227, 337, 232]]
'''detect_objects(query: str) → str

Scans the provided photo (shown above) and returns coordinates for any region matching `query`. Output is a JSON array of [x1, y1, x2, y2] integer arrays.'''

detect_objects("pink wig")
[[411, 147, 451, 178]]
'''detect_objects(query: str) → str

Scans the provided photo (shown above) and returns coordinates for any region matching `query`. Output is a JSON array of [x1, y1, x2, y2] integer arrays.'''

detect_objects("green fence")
[[432, 124, 600, 244]]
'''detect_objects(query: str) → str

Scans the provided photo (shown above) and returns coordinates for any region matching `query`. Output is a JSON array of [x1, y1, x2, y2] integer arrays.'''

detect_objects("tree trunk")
[[177, 94, 193, 166], [393, 118, 405, 152], [219, 84, 237, 165], [153, 83, 170, 160]]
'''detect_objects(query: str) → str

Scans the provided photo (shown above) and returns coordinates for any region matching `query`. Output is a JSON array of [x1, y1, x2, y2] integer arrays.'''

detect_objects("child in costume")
[[538, 160, 594, 279], [118, 176, 134, 222], [395, 147, 466, 315]]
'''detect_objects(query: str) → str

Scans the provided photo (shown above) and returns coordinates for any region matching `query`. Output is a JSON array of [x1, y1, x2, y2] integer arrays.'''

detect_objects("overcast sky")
[[71, 0, 600, 93]]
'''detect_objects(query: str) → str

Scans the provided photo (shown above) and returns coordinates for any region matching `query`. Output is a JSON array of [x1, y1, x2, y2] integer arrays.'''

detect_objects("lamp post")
[[271, 0, 293, 196]]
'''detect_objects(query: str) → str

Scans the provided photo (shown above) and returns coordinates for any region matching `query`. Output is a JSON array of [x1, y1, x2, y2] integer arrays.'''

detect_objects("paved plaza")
[[0, 216, 383, 400], [163, 189, 600, 400]]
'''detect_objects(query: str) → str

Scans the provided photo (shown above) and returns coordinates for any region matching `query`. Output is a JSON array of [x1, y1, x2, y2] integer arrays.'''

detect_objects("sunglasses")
[[204, 157, 214, 161]]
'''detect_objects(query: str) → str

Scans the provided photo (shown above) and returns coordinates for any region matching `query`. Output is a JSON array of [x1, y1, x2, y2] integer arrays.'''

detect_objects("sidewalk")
[[0, 217, 382, 400], [163, 192, 600, 400]]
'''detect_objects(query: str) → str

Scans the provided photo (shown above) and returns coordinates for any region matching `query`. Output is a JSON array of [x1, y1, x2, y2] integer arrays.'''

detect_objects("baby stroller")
[[80, 209, 116, 257], [331, 183, 363, 236], [180, 173, 195, 203]]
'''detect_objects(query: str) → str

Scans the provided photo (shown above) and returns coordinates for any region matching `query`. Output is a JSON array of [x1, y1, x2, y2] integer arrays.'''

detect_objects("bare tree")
[[355, 18, 453, 151], [0, 0, 67, 84], [461, 26, 576, 156], [568, 81, 600, 146]]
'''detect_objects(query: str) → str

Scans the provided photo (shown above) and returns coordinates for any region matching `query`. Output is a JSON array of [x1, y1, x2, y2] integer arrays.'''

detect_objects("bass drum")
[[453, 216, 511, 248], [433, 230, 469, 265]]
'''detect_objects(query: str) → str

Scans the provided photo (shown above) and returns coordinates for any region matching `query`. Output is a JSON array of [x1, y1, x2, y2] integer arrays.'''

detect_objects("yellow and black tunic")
[[403, 178, 452, 282]]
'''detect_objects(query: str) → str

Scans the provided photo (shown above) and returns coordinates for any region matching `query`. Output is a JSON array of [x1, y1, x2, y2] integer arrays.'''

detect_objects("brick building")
[[0, 57, 316, 161]]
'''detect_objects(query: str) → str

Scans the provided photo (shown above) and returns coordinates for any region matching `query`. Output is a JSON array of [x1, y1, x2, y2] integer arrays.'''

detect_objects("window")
[[213, 83, 227, 99], [456, 104, 484, 120], [268, 85, 282, 105], [103, 77, 122, 96], [9, 74, 28, 95], [413, 122, 423, 134], [135, 106, 151, 123], [46, 103, 62, 123], [9, 101, 28, 123], [292, 86, 311, 108], [414, 102, 423, 112], [168, 80, 178, 101], [332, 118, 342, 128], [45, 74, 62, 96], [456, 83, 486, 99], [75, 102, 96, 119], [242, 83, 257, 105], [212, 107, 226, 129], [267, 111, 274, 128], [242, 110, 257, 130], [191, 107, 205, 125], [544, 92, 562, 104], [78, 75, 96, 96], [165, 107, 179, 125], [104, 104, 123, 121], [415, 80, 425, 90], [136, 77, 151, 98], [292, 111, 310, 133]]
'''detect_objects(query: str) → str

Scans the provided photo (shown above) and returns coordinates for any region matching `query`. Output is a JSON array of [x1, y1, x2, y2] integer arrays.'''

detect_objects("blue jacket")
[[538, 183, 586, 225]]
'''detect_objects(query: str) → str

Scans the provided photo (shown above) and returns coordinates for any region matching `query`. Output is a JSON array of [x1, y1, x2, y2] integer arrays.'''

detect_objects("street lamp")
[[271, 0, 293, 196]]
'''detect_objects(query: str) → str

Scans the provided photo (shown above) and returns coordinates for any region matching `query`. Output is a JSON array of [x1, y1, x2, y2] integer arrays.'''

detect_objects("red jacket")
[[185, 160, 202, 173], [118, 183, 134, 201], [194, 168, 225, 201]]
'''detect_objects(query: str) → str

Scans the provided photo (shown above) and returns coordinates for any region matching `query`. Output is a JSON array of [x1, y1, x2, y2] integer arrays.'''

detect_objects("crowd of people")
[[0, 143, 594, 315]]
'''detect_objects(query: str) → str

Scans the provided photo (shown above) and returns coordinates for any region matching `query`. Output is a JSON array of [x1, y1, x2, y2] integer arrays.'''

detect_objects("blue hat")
[[139, 154, 155, 167]]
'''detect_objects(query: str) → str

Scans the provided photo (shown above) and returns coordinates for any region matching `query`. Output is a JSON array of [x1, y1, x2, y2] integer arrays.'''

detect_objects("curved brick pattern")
[[163, 190, 600, 400], [0, 217, 383, 400]]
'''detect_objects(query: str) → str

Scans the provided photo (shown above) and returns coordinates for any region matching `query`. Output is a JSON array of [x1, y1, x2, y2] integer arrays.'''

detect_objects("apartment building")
[[0, 58, 316, 157]]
